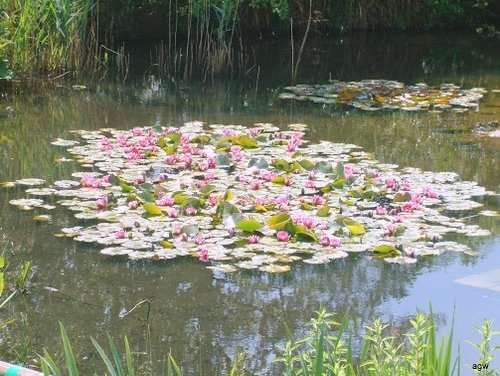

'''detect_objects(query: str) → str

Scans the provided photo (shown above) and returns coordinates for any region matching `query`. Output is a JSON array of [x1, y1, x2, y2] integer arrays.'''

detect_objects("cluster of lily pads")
[[279, 80, 485, 112], [4, 121, 497, 274]]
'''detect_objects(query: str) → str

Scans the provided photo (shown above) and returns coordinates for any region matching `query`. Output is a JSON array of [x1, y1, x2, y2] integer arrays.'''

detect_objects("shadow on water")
[[0, 31, 499, 373]]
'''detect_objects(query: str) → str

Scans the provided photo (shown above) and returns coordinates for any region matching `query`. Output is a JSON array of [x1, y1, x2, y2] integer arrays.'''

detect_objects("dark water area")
[[0, 32, 499, 374]]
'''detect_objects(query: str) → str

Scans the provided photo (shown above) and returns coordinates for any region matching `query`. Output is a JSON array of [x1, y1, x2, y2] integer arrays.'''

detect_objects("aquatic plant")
[[36, 308, 499, 375], [280, 80, 486, 112], [3, 121, 496, 274], [2, 0, 94, 77]]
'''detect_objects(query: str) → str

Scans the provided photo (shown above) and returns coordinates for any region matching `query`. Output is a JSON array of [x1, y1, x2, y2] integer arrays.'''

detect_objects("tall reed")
[[3, 0, 93, 78]]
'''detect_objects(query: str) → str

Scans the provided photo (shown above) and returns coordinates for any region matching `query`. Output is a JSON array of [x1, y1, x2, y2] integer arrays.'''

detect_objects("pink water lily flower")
[[194, 235, 206, 245], [248, 128, 260, 137], [166, 208, 179, 218], [115, 229, 126, 239], [423, 185, 439, 199], [401, 181, 412, 191], [250, 181, 261, 190], [319, 234, 341, 248], [96, 196, 108, 210], [207, 194, 219, 207], [132, 127, 143, 136], [134, 176, 145, 184], [198, 247, 210, 262], [156, 196, 174, 207], [402, 202, 416, 213], [185, 207, 197, 216], [386, 223, 398, 236], [305, 180, 315, 189], [128, 200, 139, 209], [276, 230, 290, 242], [385, 178, 397, 189], [248, 234, 260, 244], [375, 206, 387, 216], [312, 195, 325, 206], [287, 142, 298, 152], [81, 175, 101, 188]]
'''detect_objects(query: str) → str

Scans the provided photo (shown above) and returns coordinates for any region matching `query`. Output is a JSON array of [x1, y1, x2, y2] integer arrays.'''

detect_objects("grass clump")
[[2, 0, 93, 78], [37, 308, 499, 375]]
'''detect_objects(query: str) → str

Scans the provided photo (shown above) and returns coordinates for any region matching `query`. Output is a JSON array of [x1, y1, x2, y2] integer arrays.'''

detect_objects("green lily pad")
[[143, 203, 163, 216], [236, 218, 263, 232], [267, 213, 292, 230], [343, 218, 366, 236]]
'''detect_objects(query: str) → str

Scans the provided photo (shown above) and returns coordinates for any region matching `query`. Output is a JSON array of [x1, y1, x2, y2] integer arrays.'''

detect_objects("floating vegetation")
[[6, 122, 494, 273], [279, 80, 485, 112]]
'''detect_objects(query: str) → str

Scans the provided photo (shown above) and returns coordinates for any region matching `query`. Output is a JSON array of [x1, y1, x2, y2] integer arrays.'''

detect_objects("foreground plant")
[[276, 308, 498, 376], [38, 308, 499, 375]]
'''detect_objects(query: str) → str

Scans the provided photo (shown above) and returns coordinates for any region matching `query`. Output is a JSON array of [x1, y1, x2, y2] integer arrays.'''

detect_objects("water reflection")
[[0, 31, 499, 374]]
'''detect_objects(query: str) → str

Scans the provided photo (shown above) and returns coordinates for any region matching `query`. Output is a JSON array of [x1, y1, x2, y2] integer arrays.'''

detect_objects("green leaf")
[[394, 226, 406, 236], [143, 202, 163, 216], [223, 189, 234, 201], [235, 135, 258, 148], [216, 202, 240, 217], [0, 272, 4, 297], [124, 337, 135, 376], [157, 137, 167, 148], [254, 204, 268, 212], [274, 158, 290, 172], [314, 161, 333, 174], [298, 159, 315, 170], [301, 202, 314, 210], [289, 161, 303, 172], [160, 240, 174, 248], [137, 191, 155, 203], [293, 225, 318, 242], [199, 184, 216, 197], [163, 145, 177, 155], [343, 218, 366, 236], [319, 183, 332, 193], [248, 157, 268, 169], [267, 213, 291, 230], [215, 153, 232, 167], [138, 182, 155, 192], [173, 193, 188, 205], [394, 192, 411, 202], [110, 175, 133, 193], [373, 244, 400, 257], [190, 135, 211, 144], [215, 136, 232, 149], [166, 133, 180, 144], [91, 337, 118, 376], [236, 218, 263, 232], [182, 197, 202, 209], [59, 323, 79, 376], [332, 178, 346, 189], [316, 206, 330, 217], [271, 175, 288, 184], [0, 256, 4, 269]]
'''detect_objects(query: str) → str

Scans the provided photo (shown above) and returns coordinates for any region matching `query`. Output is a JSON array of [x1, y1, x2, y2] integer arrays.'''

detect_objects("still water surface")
[[0, 32, 499, 374]]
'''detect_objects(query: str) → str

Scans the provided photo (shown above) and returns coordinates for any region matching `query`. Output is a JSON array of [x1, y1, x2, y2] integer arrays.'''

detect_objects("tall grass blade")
[[124, 337, 135, 376], [107, 334, 125, 375], [40, 349, 63, 376], [90, 337, 118, 376], [59, 323, 79, 376]]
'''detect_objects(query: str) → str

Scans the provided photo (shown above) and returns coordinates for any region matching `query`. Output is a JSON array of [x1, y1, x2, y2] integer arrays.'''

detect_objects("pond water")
[[0, 31, 499, 374]]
